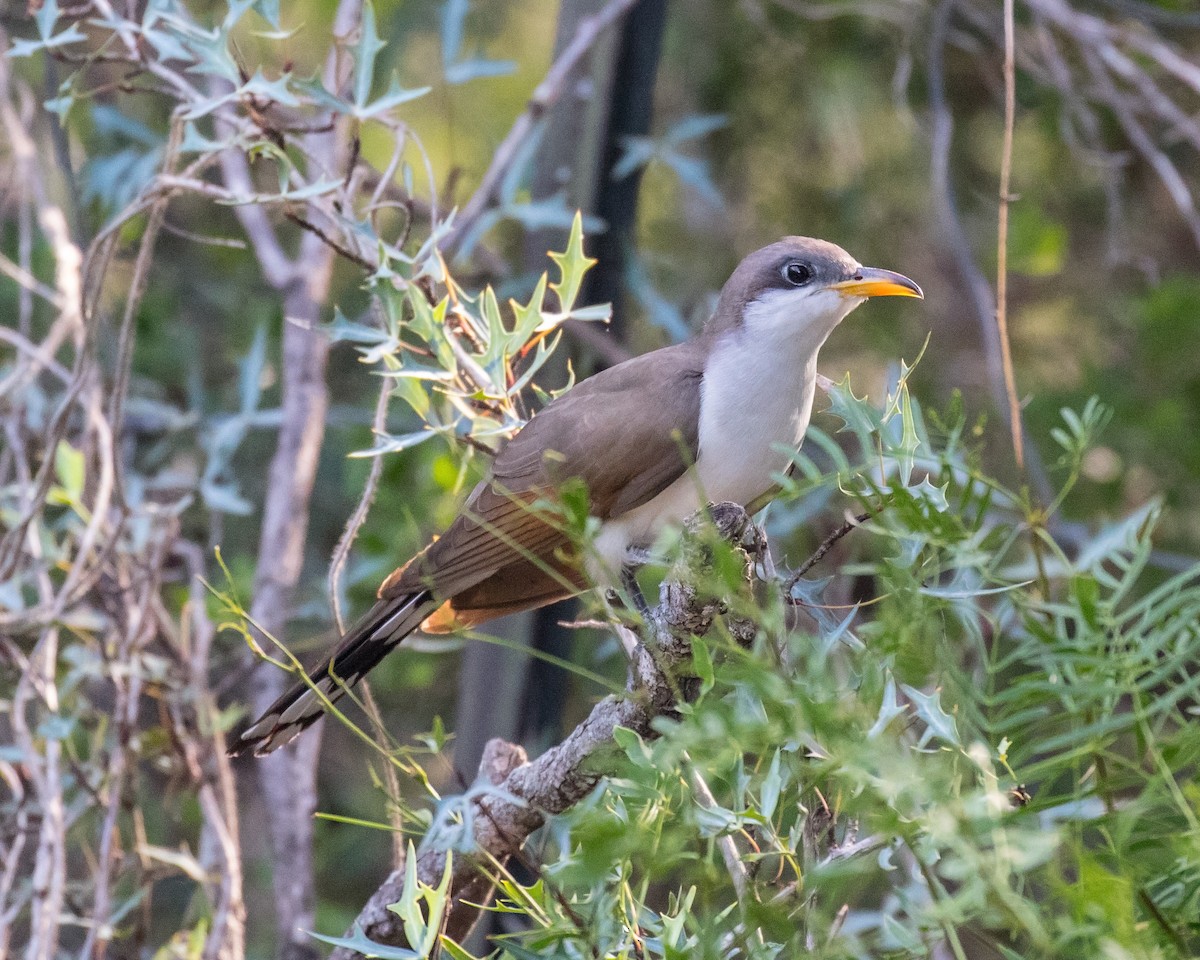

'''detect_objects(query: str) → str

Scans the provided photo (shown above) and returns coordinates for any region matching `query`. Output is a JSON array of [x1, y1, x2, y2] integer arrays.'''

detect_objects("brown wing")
[[230, 340, 707, 756], [380, 338, 707, 602], [420, 553, 589, 633]]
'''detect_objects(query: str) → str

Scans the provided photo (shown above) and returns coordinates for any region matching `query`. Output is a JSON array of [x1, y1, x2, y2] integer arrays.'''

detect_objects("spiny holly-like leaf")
[[900, 684, 960, 747], [292, 74, 350, 114], [664, 113, 728, 145], [240, 69, 300, 108], [358, 75, 431, 119], [549, 212, 597, 314], [353, 0, 387, 109], [868, 677, 907, 739], [307, 923, 419, 959], [441, 0, 469, 65], [35, 0, 60, 38], [440, 0, 515, 85], [8, 23, 86, 58], [510, 273, 548, 344], [825, 374, 884, 439], [445, 56, 516, 85]]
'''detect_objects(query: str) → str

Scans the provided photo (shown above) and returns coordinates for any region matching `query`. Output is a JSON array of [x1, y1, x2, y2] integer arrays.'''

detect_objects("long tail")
[[228, 590, 436, 756]]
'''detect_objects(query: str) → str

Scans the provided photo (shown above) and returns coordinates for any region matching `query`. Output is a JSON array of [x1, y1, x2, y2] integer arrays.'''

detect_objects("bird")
[[230, 236, 922, 756]]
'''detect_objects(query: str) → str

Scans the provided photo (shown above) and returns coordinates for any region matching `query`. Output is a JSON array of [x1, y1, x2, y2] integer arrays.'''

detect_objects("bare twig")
[[327, 371, 406, 869], [284, 209, 378, 274], [328, 372, 392, 633], [925, 1, 1053, 504], [784, 511, 873, 596], [107, 116, 181, 434], [995, 0, 1024, 473], [688, 763, 753, 904]]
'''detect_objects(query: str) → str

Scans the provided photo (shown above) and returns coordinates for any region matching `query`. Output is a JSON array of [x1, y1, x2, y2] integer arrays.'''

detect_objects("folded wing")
[[229, 340, 706, 755]]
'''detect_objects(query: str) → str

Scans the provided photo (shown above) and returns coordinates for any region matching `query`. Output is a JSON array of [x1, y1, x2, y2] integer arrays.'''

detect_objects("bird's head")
[[711, 236, 922, 346]]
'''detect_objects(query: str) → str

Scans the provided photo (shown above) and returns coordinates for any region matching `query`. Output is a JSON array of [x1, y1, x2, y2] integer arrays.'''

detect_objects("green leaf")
[[900, 684, 960, 747], [510, 273, 547, 344], [358, 75, 431, 119], [437, 939, 479, 960], [548, 212, 597, 314], [759, 749, 784, 821], [868, 677, 906, 739], [613, 725, 654, 768], [54, 441, 85, 502], [689, 635, 714, 694], [292, 74, 351, 114], [307, 924, 419, 959], [353, 0, 387, 109], [35, 0, 60, 38], [897, 382, 919, 484], [825, 374, 883, 439], [240, 69, 300, 108], [445, 56, 516, 85], [250, 0, 280, 29], [349, 429, 436, 457]]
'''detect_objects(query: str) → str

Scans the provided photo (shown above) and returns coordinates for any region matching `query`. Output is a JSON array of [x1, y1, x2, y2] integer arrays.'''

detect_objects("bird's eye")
[[783, 261, 812, 286]]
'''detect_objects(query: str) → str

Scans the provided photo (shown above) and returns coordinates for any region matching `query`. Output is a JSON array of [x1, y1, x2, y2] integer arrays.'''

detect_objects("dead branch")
[[236, 2, 364, 954]]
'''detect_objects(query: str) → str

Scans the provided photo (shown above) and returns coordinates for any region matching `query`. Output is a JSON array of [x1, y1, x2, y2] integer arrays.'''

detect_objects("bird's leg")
[[621, 563, 653, 622]]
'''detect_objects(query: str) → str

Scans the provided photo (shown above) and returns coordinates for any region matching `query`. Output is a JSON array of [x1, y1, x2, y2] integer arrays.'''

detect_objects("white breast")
[[590, 290, 854, 582], [693, 330, 817, 506]]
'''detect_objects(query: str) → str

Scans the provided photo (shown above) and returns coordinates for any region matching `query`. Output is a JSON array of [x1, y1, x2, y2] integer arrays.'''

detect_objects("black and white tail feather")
[[229, 591, 436, 756]]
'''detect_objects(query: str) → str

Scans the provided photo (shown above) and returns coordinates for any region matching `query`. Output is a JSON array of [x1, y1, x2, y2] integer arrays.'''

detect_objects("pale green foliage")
[[310, 365, 1200, 959], [6, 2, 1200, 957], [310, 846, 452, 958], [331, 212, 609, 458]]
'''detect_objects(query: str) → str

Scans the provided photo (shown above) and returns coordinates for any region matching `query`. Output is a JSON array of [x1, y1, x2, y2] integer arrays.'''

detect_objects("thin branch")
[[107, 114, 182, 465], [284, 209, 378, 274], [331, 503, 755, 955], [925, 2, 1054, 504], [236, 3, 366, 954], [996, 0, 1024, 473], [444, 0, 643, 258], [783, 511, 872, 596], [326, 371, 407, 870], [688, 763, 753, 905]]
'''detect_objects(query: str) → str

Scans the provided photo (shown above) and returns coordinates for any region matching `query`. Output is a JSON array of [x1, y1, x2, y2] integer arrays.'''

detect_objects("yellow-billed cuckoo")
[[231, 237, 922, 755]]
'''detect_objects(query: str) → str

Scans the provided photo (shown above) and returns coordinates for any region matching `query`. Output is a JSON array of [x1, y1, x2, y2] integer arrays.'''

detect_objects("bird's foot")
[[620, 563, 654, 622]]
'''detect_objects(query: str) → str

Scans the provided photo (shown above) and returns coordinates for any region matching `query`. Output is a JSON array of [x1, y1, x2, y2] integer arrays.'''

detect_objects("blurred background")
[[4, 0, 1200, 953]]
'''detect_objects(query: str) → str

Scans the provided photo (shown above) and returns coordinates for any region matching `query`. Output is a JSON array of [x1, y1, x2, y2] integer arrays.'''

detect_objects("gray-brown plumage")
[[230, 237, 921, 756]]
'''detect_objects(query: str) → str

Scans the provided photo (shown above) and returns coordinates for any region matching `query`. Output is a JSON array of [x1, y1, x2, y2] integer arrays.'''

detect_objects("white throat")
[[692, 289, 860, 505]]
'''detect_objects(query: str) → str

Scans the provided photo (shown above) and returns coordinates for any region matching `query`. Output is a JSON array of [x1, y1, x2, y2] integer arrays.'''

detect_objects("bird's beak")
[[831, 267, 923, 300]]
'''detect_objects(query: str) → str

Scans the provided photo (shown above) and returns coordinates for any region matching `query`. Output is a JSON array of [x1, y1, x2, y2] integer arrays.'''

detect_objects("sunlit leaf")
[[54, 441, 85, 502], [548, 212, 597, 314]]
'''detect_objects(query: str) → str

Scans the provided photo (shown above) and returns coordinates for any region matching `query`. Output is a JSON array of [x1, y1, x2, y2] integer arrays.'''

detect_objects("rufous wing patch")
[[420, 599, 462, 634], [378, 554, 418, 597]]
